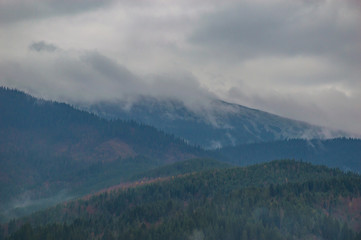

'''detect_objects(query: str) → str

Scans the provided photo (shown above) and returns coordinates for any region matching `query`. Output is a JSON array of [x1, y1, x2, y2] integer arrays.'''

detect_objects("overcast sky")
[[1, 0, 360, 135]]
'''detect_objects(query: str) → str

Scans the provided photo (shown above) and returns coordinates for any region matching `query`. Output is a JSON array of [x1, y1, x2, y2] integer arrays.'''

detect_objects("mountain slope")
[[83, 97, 345, 148], [0, 87, 208, 220], [4, 160, 361, 240], [216, 138, 361, 172]]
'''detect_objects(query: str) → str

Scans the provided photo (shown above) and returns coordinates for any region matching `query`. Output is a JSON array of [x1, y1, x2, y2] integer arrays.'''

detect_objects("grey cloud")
[[0, 0, 114, 24], [0, 51, 139, 103], [76, 52, 215, 108], [0, 43, 215, 109], [190, 0, 361, 62], [80, 52, 137, 85], [147, 72, 216, 109], [29, 41, 59, 52]]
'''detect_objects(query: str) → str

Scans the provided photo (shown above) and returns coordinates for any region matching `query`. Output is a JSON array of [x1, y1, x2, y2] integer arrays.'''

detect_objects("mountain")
[[83, 97, 346, 149], [3, 160, 361, 240], [215, 138, 361, 173], [0, 87, 208, 220]]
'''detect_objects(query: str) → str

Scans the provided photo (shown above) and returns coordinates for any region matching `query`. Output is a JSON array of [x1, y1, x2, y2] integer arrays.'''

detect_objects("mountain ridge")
[[82, 96, 347, 148]]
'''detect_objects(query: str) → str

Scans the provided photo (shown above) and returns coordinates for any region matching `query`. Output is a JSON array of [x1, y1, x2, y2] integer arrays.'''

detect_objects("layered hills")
[[1, 86, 360, 231]]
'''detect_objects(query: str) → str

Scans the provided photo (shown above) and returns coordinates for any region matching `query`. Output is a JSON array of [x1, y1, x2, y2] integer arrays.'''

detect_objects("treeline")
[[3, 160, 361, 239]]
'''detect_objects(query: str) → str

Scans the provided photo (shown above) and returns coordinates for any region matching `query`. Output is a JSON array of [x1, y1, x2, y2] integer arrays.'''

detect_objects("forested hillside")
[[2, 160, 361, 240], [216, 138, 361, 173], [0, 87, 207, 221]]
